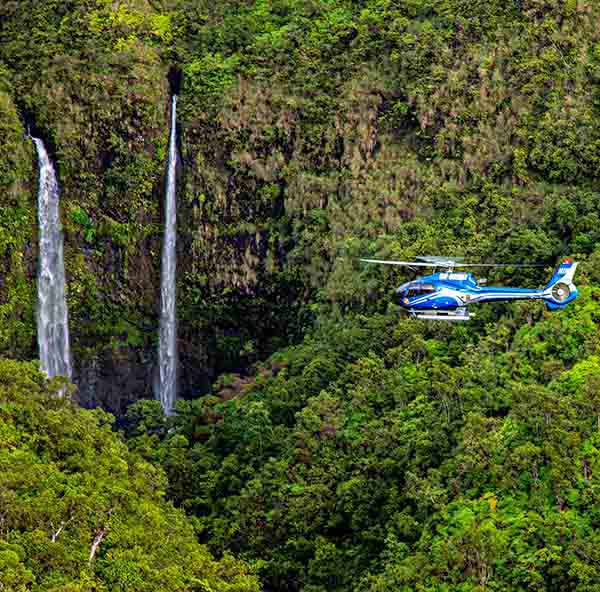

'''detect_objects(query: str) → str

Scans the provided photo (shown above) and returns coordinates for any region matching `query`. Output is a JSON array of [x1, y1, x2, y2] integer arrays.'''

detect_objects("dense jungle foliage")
[[128, 291, 600, 591], [0, 359, 258, 591], [3, 0, 600, 589]]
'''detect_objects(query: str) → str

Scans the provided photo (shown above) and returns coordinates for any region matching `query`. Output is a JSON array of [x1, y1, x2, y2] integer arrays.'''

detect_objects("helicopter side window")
[[406, 284, 436, 298]]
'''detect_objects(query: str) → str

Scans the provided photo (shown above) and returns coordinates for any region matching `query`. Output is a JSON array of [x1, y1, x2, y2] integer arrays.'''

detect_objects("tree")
[[0, 359, 259, 592]]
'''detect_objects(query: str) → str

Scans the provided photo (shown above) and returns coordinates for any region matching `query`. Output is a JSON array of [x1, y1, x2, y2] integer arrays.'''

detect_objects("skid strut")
[[409, 307, 472, 321]]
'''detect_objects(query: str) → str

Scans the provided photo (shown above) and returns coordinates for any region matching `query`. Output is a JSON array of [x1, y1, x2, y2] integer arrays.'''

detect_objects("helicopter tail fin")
[[545, 260, 578, 289], [544, 260, 578, 310]]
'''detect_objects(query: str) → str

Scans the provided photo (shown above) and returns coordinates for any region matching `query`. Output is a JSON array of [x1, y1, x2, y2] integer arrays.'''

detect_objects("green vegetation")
[[0, 358, 258, 591], [0, 76, 35, 358], [126, 286, 600, 590], [2, 0, 600, 589], [0, 0, 598, 398]]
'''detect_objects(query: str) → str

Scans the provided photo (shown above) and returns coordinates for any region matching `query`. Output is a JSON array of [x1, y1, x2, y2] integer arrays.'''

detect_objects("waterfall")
[[33, 137, 72, 381], [157, 96, 178, 414]]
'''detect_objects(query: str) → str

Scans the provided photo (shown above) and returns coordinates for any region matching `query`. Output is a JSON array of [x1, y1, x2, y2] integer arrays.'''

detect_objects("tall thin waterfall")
[[33, 137, 72, 381], [157, 96, 178, 414]]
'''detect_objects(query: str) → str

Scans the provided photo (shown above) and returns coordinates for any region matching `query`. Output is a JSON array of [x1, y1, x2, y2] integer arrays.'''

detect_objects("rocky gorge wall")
[[0, 1, 309, 414], [0, 2, 178, 413], [2, 0, 600, 415]]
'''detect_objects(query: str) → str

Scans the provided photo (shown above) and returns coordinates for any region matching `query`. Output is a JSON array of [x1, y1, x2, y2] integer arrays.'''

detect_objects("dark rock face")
[[0, 3, 312, 416], [0, 11, 390, 415], [74, 349, 153, 416], [74, 338, 215, 415]]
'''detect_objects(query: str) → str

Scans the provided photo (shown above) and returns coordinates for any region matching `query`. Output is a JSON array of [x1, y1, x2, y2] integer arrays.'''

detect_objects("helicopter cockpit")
[[395, 281, 438, 302]]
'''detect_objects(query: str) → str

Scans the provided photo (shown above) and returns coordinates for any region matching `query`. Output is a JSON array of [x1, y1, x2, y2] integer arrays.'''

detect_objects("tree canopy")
[[2, 0, 600, 590], [0, 358, 259, 592]]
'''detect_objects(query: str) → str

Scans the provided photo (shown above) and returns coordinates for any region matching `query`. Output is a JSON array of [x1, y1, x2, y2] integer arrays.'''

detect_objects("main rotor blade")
[[359, 259, 438, 267], [456, 263, 547, 268], [360, 258, 547, 268]]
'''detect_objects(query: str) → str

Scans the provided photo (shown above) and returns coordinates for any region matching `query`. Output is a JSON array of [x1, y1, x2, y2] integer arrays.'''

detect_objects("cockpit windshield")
[[396, 282, 437, 300]]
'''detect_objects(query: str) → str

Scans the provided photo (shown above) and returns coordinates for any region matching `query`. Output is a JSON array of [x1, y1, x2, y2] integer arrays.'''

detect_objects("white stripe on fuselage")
[[408, 287, 462, 307], [408, 287, 546, 308], [468, 290, 543, 304]]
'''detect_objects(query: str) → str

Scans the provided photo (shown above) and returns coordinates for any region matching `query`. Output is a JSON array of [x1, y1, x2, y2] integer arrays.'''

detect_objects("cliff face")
[[0, 85, 35, 360], [1, 0, 600, 413], [0, 0, 304, 412], [0, 1, 169, 413]]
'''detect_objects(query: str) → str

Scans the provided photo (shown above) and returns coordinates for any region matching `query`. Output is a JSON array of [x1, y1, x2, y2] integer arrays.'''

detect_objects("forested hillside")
[[2, 0, 600, 410], [2, 0, 600, 590], [0, 358, 258, 591], [128, 292, 600, 590]]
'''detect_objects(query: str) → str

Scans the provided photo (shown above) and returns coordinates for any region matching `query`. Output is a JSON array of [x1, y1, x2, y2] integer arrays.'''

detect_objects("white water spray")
[[33, 137, 72, 382], [157, 96, 178, 414]]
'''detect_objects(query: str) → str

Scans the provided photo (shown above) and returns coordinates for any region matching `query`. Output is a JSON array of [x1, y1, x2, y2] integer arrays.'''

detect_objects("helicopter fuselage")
[[395, 262, 577, 320]]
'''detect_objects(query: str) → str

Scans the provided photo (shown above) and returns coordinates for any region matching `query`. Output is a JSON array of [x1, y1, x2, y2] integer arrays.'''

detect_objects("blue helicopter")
[[360, 256, 578, 321]]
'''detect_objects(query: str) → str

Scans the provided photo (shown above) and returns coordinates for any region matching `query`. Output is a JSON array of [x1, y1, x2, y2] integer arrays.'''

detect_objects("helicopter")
[[360, 256, 578, 321]]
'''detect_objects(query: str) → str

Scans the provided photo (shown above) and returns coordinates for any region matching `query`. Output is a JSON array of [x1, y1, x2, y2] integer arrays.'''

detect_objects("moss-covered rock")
[[0, 0, 599, 415], [0, 77, 36, 360]]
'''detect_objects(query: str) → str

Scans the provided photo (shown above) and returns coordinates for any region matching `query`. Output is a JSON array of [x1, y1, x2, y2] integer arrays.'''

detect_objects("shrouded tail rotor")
[[551, 282, 571, 303], [544, 260, 578, 310]]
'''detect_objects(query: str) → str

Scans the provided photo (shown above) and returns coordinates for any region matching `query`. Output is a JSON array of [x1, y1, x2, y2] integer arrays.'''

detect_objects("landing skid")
[[409, 308, 472, 321]]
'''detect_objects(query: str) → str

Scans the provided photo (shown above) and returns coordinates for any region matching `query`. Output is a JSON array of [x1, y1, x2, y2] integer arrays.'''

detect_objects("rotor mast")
[[415, 256, 463, 273]]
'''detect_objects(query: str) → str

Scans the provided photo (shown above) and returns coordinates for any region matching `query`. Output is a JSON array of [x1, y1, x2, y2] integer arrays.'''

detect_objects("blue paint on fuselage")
[[393, 261, 578, 314], [396, 272, 546, 311], [410, 296, 457, 310]]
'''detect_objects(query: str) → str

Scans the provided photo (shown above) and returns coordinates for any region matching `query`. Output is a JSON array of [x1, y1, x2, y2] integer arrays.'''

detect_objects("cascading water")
[[33, 137, 72, 381], [157, 96, 178, 414]]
